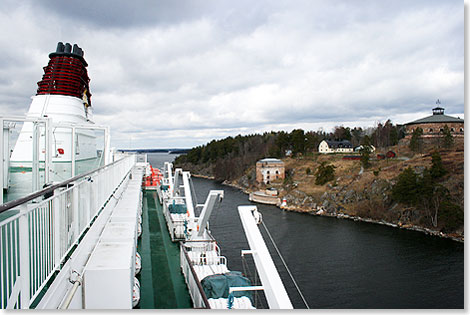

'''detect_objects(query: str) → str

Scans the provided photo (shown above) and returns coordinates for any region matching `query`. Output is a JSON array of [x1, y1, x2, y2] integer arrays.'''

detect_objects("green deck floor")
[[137, 191, 192, 309]]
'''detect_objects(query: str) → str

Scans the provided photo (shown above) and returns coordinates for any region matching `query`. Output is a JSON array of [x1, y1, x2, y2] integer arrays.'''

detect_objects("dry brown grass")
[[278, 141, 464, 204]]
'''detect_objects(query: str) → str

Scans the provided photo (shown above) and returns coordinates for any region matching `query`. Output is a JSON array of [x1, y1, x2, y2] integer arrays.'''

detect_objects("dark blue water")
[[147, 153, 464, 309]]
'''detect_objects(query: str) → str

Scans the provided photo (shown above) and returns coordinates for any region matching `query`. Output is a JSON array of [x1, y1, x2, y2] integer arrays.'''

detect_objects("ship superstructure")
[[0, 43, 293, 310], [9, 42, 101, 195]]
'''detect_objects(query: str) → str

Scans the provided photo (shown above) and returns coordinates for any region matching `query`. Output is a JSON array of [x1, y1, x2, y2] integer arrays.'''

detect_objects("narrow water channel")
[[148, 153, 464, 309]]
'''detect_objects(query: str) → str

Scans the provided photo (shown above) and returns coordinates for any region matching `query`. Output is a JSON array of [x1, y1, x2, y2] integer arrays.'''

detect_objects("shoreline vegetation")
[[177, 126, 464, 243], [191, 174, 463, 243]]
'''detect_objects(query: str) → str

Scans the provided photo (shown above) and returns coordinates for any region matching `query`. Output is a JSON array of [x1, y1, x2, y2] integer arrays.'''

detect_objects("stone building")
[[404, 106, 464, 139], [256, 158, 285, 184], [318, 140, 353, 154]]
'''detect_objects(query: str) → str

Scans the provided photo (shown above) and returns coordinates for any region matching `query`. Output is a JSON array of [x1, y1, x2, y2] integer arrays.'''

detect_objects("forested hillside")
[[174, 120, 464, 238], [175, 121, 404, 181]]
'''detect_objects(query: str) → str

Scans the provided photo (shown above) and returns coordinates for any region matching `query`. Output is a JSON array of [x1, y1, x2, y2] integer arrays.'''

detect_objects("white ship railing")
[[180, 244, 210, 309], [0, 154, 136, 309]]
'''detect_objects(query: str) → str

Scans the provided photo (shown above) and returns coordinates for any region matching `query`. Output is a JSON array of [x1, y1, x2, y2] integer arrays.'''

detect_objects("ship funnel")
[[72, 44, 85, 57], [56, 42, 65, 53], [38, 42, 91, 105], [72, 44, 80, 55]]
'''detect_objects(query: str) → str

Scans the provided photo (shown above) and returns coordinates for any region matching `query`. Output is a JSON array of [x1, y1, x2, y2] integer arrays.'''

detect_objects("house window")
[[429, 128, 433, 133], [276, 170, 279, 175], [460, 128, 464, 132], [451, 128, 455, 132], [267, 170, 270, 174], [440, 128, 444, 132]]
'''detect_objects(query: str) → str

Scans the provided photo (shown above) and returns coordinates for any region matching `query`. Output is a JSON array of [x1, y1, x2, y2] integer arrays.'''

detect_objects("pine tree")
[[409, 127, 423, 152], [442, 125, 454, 148], [430, 151, 447, 179], [315, 162, 336, 185], [391, 167, 418, 204], [359, 145, 371, 169], [290, 129, 306, 156]]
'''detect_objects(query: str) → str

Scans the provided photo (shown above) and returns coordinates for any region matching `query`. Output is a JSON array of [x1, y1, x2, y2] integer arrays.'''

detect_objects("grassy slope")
[[281, 144, 463, 203]]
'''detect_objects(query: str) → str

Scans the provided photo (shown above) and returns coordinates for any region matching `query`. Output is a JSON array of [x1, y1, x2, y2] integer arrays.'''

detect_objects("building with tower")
[[404, 101, 464, 140]]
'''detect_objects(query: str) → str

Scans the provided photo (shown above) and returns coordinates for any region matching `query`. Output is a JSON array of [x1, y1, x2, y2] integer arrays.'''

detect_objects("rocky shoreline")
[[280, 206, 464, 243], [216, 178, 464, 243], [191, 174, 216, 180]]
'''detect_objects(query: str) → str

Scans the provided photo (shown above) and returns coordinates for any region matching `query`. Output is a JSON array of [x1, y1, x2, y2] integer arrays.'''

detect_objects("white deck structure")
[[159, 163, 293, 309], [0, 153, 146, 309], [0, 42, 147, 309]]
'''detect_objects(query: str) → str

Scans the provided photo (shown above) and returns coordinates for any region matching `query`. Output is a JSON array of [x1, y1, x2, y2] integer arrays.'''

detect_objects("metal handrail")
[[0, 156, 128, 214], [180, 243, 210, 309], [0, 154, 136, 308]]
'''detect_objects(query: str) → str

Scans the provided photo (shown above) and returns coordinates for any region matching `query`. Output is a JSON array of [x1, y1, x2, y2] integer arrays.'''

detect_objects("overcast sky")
[[0, 0, 464, 149]]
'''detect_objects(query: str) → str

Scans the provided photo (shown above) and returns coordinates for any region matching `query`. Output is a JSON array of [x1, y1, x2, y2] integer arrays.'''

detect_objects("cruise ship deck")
[[138, 191, 191, 308]]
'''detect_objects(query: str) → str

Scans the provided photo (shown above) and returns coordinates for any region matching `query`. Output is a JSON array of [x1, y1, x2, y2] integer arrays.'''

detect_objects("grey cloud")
[[20, 0, 273, 34], [28, 0, 208, 28], [0, 0, 463, 148]]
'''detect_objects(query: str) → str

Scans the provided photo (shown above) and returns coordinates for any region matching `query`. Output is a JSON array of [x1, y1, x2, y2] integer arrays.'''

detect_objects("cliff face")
[[178, 143, 464, 241]]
